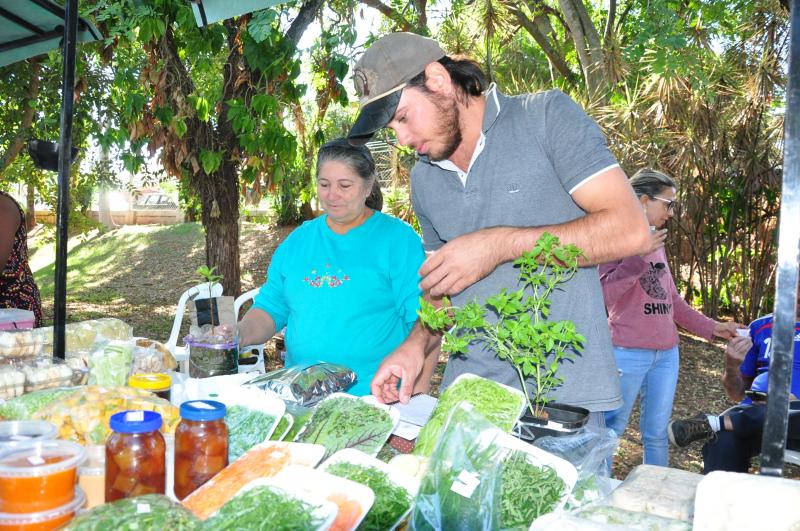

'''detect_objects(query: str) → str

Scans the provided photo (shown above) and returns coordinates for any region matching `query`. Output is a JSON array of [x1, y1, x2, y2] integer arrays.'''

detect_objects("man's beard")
[[427, 94, 462, 162]]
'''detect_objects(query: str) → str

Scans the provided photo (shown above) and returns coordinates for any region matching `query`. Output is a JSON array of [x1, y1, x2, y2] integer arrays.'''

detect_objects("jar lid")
[[109, 410, 162, 434], [128, 373, 172, 391], [180, 400, 226, 421]]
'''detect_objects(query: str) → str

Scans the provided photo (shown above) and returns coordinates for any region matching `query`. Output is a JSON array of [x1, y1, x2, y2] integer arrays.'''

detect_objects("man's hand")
[[419, 228, 507, 297], [725, 335, 752, 366], [370, 343, 426, 404], [714, 320, 743, 340], [640, 229, 667, 256]]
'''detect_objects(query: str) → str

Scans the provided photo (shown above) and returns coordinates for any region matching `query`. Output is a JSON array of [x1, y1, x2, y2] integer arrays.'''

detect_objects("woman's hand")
[[640, 228, 667, 256], [713, 320, 743, 340]]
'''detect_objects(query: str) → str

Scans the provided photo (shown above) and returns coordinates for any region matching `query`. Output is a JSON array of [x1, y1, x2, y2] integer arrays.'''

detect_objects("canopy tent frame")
[[760, 0, 800, 477]]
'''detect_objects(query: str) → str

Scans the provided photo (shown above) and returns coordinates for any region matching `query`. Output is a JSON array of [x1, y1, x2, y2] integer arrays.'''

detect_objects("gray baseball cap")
[[348, 32, 446, 145]]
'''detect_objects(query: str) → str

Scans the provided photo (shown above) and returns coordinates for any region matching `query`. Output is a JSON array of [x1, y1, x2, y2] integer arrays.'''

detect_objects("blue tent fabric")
[[0, 0, 102, 67]]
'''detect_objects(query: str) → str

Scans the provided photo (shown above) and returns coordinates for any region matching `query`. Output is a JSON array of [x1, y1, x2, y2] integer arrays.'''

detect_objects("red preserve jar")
[[174, 400, 228, 500], [105, 410, 165, 502]]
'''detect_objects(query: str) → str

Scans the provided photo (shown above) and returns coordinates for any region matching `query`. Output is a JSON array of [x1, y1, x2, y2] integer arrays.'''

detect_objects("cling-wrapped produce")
[[246, 363, 356, 406], [31, 385, 179, 445], [63, 494, 199, 530]]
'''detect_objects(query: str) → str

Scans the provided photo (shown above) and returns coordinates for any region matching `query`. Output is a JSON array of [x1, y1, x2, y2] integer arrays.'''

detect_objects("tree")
[[93, 0, 330, 296]]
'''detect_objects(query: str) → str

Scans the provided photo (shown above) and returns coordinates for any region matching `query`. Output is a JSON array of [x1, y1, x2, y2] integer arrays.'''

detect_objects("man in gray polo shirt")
[[350, 33, 651, 415]]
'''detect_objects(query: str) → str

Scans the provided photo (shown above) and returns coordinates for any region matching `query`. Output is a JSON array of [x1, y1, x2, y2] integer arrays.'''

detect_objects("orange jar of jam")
[[0, 439, 85, 514], [105, 410, 165, 502], [174, 400, 228, 500]]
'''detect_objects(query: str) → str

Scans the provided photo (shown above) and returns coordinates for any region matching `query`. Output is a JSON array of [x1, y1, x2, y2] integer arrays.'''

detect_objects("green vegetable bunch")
[[325, 462, 412, 530], [226, 405, 277, 462], [500, 451, 564, 528], [203, 485, 324, 531], [418, 232, 585, 418], [299, 397, 393, 460]]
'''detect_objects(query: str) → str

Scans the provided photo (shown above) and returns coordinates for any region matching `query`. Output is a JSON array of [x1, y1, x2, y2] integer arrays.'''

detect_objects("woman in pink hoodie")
[[600, 169, 739, 467]]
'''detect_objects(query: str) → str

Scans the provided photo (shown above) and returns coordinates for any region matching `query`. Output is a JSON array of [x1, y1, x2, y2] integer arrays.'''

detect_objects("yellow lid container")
[[128, 373, 171, 391]]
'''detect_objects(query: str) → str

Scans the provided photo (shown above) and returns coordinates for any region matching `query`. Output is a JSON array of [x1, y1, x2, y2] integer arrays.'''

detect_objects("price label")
[[27, 456, 45, 466], [450, 470, 480, 498], [190, 401, 215, 410], [125, 411, 145, 422], [137, 503, 151, 514], [9, 435, 31, 441]]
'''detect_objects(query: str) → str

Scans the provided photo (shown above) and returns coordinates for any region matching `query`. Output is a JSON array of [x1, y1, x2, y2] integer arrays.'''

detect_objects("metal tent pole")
[[53, 0, 78, 360], [760, 0, 800, 476]]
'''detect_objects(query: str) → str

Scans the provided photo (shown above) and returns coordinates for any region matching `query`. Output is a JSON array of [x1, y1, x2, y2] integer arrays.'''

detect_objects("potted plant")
[[418, 232, 590, 441], [186, 265, 238, 377]]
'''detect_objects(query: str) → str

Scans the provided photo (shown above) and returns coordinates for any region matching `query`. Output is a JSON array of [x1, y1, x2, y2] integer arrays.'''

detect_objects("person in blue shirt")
[[235, 139, 432, 395], [667, 288, 800, 473]]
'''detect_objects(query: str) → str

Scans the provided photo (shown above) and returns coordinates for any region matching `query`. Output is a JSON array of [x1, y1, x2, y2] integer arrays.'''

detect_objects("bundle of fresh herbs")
[[64, 494, 199, 530], [418, 232, 585, 419], [414, 375, 524, 457], [413, 404, 506, 530], [325, 462, 412, 530], [270, 413, 293, 441], [226, 405, 277, 462], [202, 485, 325, 531], [500, 451, 565, 529], [298, 396, 393, 460]]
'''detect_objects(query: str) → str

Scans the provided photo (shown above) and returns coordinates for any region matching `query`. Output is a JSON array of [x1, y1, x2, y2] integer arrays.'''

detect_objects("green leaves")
[[417, 233, 585, 417], [196, 265, 223, 285], [199, 149, 223, 175]]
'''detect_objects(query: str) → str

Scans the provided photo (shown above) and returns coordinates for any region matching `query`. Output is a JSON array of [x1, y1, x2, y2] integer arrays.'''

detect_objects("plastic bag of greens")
[[64, 494, 199, 530], [88, 340, 134, 386], [245, 362, 356, 406], [411, 402, 508, 531], [533, 424, 618, 509], [0, 387, 78, 420]]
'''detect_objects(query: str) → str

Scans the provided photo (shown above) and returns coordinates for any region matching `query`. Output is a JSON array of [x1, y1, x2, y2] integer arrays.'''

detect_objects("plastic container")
[[0, 329, 43, 359], [17, 357, 75, 393], [0, 421, 58, 451], [0, 366, 24, 399], [185, 338, 238, 378], [105, 410, 165, 502], [77, 445, 104, 509], [128, 373, 172, 402], [0, 440, 86, 513], [0, 485, 85, 530], [0, 310, 35, 331], [174, 400, 228, 500]]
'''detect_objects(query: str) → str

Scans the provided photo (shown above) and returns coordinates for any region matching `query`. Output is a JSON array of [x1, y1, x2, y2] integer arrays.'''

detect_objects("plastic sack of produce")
[[36, 318, 133, 357], [411, 402, 507, 530], [0, 387, 78, 419], [63, 494, 199, 530], [132, 338, 177, 373], [245, 362, 356, 406], [88, 340, 134, 386], [30, 385, 180, 445], [533, 424, 618, 510]]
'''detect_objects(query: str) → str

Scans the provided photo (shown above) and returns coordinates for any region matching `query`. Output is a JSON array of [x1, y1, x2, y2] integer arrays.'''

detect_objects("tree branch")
[[604, 0, 616, 43], [357, 0, 413, 31], [507, 5, 577, 85], [285, 0, 325, 47], [0, 59, 41, 175]]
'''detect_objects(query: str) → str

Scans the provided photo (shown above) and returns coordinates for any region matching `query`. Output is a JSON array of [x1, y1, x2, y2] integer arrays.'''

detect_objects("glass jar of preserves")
[[128, 373, 172, 402], [105, 410, 165, 502], [174, 400, 228, 500]]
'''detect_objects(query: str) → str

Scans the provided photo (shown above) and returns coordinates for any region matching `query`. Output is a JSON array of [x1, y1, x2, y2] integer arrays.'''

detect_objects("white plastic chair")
[[165, 282, 223, 372], [234, 288, 264, 373]]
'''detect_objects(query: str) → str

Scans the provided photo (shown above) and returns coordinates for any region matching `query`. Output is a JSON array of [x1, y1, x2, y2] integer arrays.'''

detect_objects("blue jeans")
[[604, 345, 680, 467]]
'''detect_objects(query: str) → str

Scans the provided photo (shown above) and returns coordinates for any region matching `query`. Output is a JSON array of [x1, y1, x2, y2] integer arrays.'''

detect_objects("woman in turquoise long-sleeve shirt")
[[238, 139, 432, 395]]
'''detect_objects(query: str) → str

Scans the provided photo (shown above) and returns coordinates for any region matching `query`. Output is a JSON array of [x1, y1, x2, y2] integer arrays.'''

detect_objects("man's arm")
[[419, 166, 651, 296], [721, 336, 754, 402]]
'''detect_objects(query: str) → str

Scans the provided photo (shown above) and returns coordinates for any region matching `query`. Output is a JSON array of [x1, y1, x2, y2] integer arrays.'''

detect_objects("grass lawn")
[[32, 222, 293, 340]]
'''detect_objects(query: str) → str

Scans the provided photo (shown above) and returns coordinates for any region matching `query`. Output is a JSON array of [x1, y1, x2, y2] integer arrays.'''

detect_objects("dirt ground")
[[38, 222, 799, 479]]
